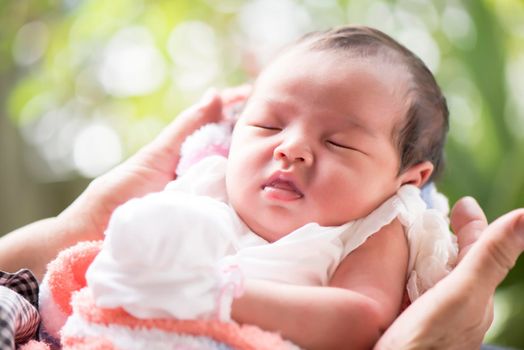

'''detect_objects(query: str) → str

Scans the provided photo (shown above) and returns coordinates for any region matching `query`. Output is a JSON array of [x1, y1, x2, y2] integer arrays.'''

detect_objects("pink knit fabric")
[[40, 241, 297, 350]]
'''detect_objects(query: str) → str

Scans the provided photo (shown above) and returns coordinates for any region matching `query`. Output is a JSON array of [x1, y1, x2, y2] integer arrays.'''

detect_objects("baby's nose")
[[273, 138, 313, 166]]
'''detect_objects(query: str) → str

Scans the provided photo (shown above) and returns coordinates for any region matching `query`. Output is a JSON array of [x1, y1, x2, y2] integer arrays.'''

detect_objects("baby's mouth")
[[262, 178, 304, 201]]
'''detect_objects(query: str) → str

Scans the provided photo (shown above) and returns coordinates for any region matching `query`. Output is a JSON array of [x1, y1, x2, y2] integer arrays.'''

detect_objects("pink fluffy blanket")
[[30, 241, 299, 350]]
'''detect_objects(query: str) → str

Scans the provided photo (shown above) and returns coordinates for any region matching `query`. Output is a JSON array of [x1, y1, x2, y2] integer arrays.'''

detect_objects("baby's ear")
[[399, 161, 434, 188]]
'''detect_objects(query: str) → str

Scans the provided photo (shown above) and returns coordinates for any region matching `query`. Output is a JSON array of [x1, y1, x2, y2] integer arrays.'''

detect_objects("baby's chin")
[[242, 211, 360, 242], [243, 219, 302, 243], [248, 218, 329, 243]]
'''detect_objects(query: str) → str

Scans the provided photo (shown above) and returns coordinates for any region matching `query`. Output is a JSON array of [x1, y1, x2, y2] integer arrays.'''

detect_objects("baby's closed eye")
[[251, 124, 282, 131], [326, 140, 367, 155]]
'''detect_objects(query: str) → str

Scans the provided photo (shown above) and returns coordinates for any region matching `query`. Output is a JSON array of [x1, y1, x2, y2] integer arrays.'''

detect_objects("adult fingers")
[[221, 84, 252, 123], [456, 209, 524, 292], [132, 90, 223, 174], [450, 197, 488, 262], [220, 84, 252, 105], [150, 89, 223, 154]]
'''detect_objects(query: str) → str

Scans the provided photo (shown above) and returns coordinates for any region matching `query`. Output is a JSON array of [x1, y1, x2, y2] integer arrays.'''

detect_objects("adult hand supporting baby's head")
[[375, 197, 524, 350], [0, 85, 252, 280], [60, 89, 225, 243]]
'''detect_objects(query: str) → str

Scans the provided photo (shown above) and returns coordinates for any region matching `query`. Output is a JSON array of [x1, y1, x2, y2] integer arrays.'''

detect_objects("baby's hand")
[[86, 190, 242, 321]]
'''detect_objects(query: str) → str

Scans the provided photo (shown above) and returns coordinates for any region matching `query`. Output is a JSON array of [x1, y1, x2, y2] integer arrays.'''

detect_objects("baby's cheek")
[[319, 179, 372, 222]]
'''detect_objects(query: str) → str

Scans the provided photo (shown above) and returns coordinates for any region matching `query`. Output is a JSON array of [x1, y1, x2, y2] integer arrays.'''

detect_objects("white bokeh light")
[[73, 122, 123, 177], [302, 0, 344, 29], [441, 5, 477, 50], [396, 0, 439, 32], [237, 0, 312, 67], [446, 76, 483, 147], [397, 28, 441, 72], [13, 21, 49, 66], [394, 7, 427, 32], [204, 0, 244, 14], [99, 26, 166, 97], [364, 2, 397, 34], [448, 94, 478, 146], [505, 54, 524, 138], [167, 21, 221, 92], [20, 100, 89, 180]]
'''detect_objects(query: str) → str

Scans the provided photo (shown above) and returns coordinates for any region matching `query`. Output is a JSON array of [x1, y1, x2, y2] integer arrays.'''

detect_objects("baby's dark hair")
[[294, 26, 449, 181]]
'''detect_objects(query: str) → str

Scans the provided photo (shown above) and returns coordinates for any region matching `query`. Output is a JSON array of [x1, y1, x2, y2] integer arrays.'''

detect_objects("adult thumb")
[[457, 209, 524, 292]]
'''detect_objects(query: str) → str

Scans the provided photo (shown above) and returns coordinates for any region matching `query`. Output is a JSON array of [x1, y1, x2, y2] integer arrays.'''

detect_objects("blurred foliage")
[[1, 0, 523, 347]]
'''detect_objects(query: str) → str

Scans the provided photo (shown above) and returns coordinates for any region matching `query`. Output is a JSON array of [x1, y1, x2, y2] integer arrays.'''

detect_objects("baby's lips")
[[262, 172, 305, 201], [266, 179, 302, 195]]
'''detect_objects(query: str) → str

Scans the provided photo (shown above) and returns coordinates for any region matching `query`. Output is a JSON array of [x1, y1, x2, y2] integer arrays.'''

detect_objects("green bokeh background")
[[1, 0, 523, 347]]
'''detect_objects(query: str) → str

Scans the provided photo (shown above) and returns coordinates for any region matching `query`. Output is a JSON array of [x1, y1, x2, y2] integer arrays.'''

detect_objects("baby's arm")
[[232, 220, 408, 350], [329, 219, 408, 328]]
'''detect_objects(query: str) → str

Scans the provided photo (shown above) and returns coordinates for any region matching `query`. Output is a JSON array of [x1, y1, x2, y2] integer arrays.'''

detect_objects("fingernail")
[[459, 196, 481, 216], [199, 88, 217, 106], [462, 196, 478, 206]]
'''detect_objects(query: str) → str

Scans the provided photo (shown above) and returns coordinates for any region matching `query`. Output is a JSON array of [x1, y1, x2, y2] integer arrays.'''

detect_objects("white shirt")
[[86, 156, 457, 321]]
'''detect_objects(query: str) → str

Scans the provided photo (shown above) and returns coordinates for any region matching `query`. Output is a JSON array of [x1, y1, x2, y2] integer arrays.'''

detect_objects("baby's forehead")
[[255, 47, 412, 109], [248, 52, 411, 136], [261, 45, 411, 86]]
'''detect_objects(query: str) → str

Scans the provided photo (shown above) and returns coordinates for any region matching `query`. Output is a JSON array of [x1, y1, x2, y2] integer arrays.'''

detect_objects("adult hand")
[[61, 90, 224, 242], [0, 86, 251, 279], [375, 198, 524, 350]]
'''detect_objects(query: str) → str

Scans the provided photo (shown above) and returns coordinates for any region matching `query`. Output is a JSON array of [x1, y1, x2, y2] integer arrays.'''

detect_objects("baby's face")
[[226, 48, 410, 242]]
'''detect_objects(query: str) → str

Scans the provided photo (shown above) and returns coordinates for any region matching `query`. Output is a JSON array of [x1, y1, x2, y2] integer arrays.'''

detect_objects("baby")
[[84, 26, 457, 349]]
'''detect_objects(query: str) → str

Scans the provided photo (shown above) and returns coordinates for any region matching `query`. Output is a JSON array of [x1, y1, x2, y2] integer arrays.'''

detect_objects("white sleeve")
[[86, 189, 244, 321]]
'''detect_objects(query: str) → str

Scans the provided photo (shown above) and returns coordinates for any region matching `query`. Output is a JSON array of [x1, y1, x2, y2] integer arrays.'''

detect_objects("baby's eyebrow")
[[262, 96, 298, 116], [340, 116, 377, 138], [261, 95, 378, 138]]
